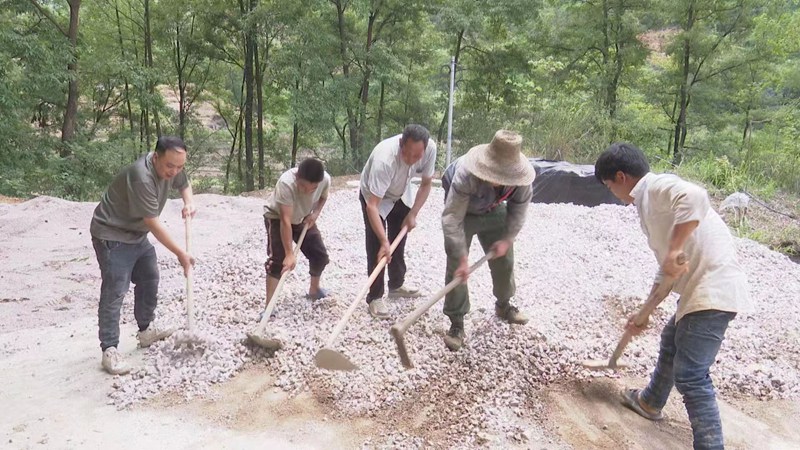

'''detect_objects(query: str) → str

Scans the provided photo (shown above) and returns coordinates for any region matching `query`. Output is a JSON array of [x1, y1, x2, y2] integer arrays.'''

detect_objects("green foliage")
[[0, 0, 798, 202]]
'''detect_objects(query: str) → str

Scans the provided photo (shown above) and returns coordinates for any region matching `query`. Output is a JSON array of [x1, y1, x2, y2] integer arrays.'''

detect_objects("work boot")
[[388, 284, 422, 299], [495, 301, 529, 325], [368, 299, 390, 319], [137, 324, 176, 347], [101, 347, 131, 375], [443, 322, 465, 351]]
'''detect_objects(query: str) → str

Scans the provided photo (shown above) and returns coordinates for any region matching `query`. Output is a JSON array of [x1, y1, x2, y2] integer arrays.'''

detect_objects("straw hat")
[[461, 130, 536, 186]]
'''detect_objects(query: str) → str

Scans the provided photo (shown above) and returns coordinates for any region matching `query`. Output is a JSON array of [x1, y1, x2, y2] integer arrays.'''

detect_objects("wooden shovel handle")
[[323, 226, 408, 347], [608, 252, 687, 366], [394, 250, 495, 335], [257, 224, 310, 327]]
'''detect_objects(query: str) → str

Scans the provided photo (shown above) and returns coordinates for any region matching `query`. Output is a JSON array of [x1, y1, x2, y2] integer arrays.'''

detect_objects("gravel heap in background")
[[108, 186, 800, 446]]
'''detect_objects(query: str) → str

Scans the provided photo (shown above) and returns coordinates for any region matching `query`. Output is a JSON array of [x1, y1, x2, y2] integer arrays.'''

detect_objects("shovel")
[[390, 251, 494, 369], [247, 223, 309, 350], [582, 253, 687, 370], [174, 215, 203, 348], [314, 226, 408, 371]]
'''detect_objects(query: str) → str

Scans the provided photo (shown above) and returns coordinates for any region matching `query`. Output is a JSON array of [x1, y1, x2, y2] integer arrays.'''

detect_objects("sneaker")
[[368, 299, 390, 319], [388, 284, 422, 299], [137, 324, 176, 347], [495, 301, 529, 325], [620, 388, 664, 421], [102, 347, 131, 375], [443, 324, 465, 351]]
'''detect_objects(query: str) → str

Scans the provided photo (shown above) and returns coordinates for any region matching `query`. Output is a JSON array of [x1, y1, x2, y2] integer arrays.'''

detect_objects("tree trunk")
[[334, 0, 357, 165], [59, 0, 81, 156], [673, 1, 695, 165], [144, 0, 161, 138], [242, 0, 255, 191], [376, 80, 385, 142], [254, 6, 266, 189], [291, 122, 299, 168], [114, 1, 135, 137], [175, 21, 187, 140]]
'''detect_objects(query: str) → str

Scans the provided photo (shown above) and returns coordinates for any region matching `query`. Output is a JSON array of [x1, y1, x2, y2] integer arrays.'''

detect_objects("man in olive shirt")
[[90, 136, 196, 375], [440, 130, 536, 351]]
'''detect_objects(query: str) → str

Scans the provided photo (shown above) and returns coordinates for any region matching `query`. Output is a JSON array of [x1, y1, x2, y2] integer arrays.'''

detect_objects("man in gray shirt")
[[440, 130, 535, 351], [90, 136, 196, 375], [359, 124, 436, 318]]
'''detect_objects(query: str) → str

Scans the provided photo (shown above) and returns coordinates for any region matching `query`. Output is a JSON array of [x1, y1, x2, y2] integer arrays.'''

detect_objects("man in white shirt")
[[263, 158, 331, 307], [594, 143, 751, 450], [359, 124, 436, 318]]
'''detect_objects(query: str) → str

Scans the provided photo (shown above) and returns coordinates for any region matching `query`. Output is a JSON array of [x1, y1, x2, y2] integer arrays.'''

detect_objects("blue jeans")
[[640, 310, 736, 450], [92, 237, 160, 350]]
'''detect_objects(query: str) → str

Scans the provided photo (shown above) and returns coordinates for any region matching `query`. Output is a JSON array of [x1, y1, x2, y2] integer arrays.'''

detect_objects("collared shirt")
[[631, 172, 752, 322], [90, 153, 189, 243], [263, 168, 331, 225], [441, 159, 532, 259], [359, 134, 437, 218]]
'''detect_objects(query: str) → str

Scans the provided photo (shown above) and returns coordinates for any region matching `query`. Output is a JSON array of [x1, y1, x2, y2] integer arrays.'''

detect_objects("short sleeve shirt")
[[359, 134, 436, 218], [630, 172, 752, 322], [263, 168, 331, 224], [90, 153, 189, 243]]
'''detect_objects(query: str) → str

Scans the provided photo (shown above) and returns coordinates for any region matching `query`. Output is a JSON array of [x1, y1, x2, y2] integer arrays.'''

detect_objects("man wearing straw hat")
[[440, 130, 536, 351], [360, 124, 437, 319]]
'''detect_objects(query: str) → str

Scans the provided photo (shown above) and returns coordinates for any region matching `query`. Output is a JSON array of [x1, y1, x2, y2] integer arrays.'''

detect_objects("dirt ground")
[[1, 191, 799, 449]]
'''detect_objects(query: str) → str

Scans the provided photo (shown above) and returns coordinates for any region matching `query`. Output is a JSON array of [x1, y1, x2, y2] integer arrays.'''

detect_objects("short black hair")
[[155, 136, 187, 154], [594, 142, 650, 182], [297, 158, 325, 183], [400, 124, 430, 148]]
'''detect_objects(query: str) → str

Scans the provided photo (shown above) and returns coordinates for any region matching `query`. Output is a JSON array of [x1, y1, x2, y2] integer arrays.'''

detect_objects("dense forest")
[[1, 0, 798, 200]]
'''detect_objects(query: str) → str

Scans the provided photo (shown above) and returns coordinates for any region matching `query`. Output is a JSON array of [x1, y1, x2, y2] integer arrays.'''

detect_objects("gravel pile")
[[108, 186, 800, 445]]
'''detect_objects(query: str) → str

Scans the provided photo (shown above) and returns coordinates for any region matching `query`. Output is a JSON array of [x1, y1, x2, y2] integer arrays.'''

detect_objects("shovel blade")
[[581, 358, 629, 370], [246, 331, 283, 350], [314, 348, 358, 371]]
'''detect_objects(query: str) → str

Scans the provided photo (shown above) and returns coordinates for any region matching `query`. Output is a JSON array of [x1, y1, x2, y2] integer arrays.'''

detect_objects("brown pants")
[[264, 218, 329, 278]]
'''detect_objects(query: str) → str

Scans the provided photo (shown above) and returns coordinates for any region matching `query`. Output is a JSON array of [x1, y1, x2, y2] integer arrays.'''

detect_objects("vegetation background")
[[1, 0, 798, 254]]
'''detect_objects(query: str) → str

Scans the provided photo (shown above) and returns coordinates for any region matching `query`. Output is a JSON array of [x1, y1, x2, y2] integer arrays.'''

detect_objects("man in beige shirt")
[[595, 142, 751, 450], [263, 158, 331, 306]]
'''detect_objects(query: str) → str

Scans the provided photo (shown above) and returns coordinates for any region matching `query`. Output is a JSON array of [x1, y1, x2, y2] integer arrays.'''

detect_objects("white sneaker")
[[137, 324, 176, 347], [388, 284, 422, 299], [368, 299, 390, 319], [102, 347, 131, 375]]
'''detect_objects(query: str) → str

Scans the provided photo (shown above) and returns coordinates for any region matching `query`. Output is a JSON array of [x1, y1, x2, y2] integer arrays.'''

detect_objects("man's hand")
[[454, 255, 470, 282], [624, 313, 649, 336], [401, 212, 417, 232], [304, 211, 319, 228], [490, 239, 512, 258], [377, 240, 392, 264], [182, 203, 197, 219], [282, 253, 297, 274], [178, 251, 195, 277], [661, 250, 689, 279]]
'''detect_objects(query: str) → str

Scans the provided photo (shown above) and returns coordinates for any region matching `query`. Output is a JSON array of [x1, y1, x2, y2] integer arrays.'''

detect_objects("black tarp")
[[442, 158, 622, 207], [529, 158, 622, 207]]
